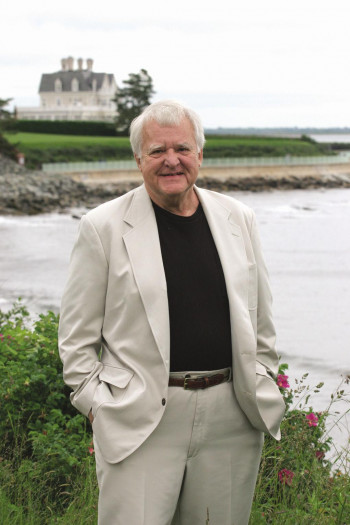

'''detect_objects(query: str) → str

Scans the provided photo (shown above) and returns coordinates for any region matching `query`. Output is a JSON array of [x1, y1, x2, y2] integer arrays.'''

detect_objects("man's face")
[[135, 118, 203, 206]]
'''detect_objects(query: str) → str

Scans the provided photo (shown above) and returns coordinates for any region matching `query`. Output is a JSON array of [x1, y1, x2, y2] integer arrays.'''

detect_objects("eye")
[[177, 146, 190, 153], [149, 148, 164, 157]]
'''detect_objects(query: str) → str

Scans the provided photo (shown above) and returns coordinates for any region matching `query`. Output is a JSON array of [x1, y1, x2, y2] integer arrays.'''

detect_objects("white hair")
[[129, 100, 205, 157]]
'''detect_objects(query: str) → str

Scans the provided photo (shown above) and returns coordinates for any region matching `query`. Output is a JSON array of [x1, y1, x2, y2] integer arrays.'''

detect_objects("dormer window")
[[55, 79, 62, 93], [71, 78, 79, 92]]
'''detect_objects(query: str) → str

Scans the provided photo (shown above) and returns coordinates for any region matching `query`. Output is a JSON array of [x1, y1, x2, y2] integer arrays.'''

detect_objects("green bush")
[[251, 365, 350, 523], [0, 301, 94, 512], [0, 302, 349, 523], [204, 136, 329, 158], [0, 133, 19, 161], [16, 120, 119, 137], [23, 145, 133, 169]]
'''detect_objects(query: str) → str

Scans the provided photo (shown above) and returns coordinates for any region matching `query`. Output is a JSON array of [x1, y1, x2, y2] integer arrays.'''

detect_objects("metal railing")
[[202, 154, 350, 167], [42, 153, 350, 173], [42, 159, 137, 172]]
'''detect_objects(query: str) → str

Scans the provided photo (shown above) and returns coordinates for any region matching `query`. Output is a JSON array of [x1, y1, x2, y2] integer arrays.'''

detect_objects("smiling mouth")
[[160, 172, 184, 177]]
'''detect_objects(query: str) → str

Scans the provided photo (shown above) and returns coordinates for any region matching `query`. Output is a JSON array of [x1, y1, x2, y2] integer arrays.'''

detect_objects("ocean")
[[1, 187, 349, 448]]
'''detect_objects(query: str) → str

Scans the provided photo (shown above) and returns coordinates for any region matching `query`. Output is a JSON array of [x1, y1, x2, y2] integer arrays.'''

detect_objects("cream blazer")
[[58, 185, 285, 463]]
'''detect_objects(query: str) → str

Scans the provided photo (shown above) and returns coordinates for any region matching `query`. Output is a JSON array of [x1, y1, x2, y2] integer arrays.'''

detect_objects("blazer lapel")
[[196, 187, 257, 359], [122, 186, 170, 371], [121, 185, 256, 377]]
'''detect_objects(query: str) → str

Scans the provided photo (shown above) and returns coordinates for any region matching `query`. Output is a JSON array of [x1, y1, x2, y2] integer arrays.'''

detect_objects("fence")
[[42, 153, 350, 174]]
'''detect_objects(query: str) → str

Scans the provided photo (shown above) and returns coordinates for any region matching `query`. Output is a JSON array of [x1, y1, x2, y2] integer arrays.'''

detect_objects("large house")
[[17, 57, 118, 121]]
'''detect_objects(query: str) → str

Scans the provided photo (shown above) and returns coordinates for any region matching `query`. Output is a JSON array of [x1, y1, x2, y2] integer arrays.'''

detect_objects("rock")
[[0, 155, 138, 215], [1, 155, 350, 215]]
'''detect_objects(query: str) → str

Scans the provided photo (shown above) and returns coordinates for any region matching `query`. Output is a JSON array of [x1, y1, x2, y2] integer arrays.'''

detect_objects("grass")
[[4, 132, 131, 150], [0, 460, 98, 525], [5, 132, 326, 153], [3, 132, 134, 168], [4, 132, 329, 170]]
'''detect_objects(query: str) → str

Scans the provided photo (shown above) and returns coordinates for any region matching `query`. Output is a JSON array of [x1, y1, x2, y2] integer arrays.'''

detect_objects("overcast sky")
[[1, 0, 350, 128]]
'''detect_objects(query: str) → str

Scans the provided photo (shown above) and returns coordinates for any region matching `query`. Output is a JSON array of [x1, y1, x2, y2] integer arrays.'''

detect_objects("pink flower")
[[278, 469, 294, 486], [0, 334, 4, 342], [88, 447, 94, 455], [306, 413, 319, 427], [277, 374, 290, 389], [315, 450, 325, 460]]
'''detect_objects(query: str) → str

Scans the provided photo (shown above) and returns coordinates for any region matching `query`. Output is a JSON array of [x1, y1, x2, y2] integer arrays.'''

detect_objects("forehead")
[[142, 118, 196, 147]]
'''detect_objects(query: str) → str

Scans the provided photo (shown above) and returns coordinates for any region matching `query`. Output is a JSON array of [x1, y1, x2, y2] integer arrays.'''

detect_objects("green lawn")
[[4, 132, 329, 169], [5, 132, 324, 151], [5, 132, 131, 150]]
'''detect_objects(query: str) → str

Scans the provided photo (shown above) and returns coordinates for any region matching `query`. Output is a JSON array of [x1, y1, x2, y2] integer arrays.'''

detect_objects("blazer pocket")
[[99, 365, 134, 388], [92, 365, 134, 418], [248, 264, 257, 310], [70, 361, 103, 417], [255, 361, 286, 433]]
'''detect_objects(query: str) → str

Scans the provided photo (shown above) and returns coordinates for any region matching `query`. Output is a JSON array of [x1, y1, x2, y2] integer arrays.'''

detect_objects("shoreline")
[[1, 157, 350, 215], [70, 162, 350, 185], [69, 163, 350, 193]]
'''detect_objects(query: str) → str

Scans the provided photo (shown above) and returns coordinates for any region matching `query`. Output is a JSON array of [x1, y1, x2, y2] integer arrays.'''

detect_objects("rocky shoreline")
[[0, 157, 136, 215], [1, 156, 350, 215]]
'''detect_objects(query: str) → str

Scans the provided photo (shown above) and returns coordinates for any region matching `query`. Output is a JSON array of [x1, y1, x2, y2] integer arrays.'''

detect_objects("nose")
[[164, 148, 180, 167]]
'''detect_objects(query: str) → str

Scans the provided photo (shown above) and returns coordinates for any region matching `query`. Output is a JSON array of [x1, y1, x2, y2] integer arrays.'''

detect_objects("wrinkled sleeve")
[[250, 212, 279, 379], [58, 215, 108, 416]]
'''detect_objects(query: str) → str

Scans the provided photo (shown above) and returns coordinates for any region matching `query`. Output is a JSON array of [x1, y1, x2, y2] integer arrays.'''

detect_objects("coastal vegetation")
[[4, 132, 330, 170], [0, 302, 349, 524], [0, 98, 18, 162]]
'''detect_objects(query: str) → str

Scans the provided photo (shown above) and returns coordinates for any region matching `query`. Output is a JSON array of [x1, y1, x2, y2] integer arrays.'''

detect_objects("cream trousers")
[[94, 373, 264, 525]]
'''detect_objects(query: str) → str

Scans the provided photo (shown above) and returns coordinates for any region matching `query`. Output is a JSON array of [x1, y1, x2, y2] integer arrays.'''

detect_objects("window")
[[55, 79, 62, 93], [71, 78, 79, 92]]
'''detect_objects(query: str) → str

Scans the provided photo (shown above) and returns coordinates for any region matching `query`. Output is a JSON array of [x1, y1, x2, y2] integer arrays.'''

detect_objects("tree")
[[0, 98, 18, 160], [114, 69, 155, 134], [0, 97, 13, 121]]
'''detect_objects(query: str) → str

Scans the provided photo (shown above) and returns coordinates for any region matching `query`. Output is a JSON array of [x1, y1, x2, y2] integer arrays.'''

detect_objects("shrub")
[[0, 133, 19, 161], [15, 120, 119, 137], [0, 301, 94, 512], [23, 145, 133, 169], [251, 364, 350, 523], [0, 302, 349, 522]]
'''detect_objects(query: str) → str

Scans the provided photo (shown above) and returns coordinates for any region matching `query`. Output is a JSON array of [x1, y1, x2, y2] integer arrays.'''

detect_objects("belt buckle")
[[184, 374, 191, 390], [184, 374, 207, 390]]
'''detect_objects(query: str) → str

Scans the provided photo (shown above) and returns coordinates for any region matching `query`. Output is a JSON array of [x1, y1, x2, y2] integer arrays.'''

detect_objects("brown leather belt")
[[168, 368, 232, 390]]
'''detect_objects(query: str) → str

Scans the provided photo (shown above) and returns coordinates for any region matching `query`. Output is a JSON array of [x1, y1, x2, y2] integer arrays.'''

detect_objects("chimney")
[[61, 58, 67, 71], [67, 56, 74, 71], [78, 58, 83, 70], [87, 58, 93, 71]]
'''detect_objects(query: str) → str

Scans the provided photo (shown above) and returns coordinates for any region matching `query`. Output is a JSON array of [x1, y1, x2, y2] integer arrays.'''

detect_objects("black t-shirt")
[[153, 201, 232, 372]]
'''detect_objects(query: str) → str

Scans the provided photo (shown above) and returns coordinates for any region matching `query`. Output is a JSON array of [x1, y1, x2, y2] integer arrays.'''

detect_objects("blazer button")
[[162, 398, 166, 406]]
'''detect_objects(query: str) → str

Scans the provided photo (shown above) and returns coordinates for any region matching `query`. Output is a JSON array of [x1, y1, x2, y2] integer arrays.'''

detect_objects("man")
[[59, 100, 285, 525]]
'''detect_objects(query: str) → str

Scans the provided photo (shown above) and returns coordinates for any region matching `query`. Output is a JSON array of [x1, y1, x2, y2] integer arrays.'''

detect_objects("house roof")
[[39, 71, 115, 92]]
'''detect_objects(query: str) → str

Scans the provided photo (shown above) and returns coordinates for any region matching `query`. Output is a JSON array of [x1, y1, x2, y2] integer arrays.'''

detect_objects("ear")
[[198, 149, 203, 167], [134, 153, 142, 171]]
